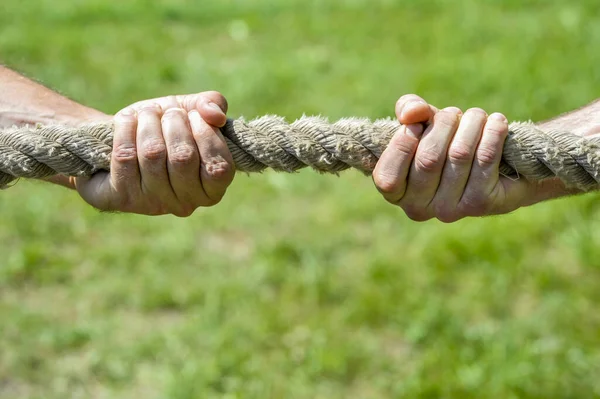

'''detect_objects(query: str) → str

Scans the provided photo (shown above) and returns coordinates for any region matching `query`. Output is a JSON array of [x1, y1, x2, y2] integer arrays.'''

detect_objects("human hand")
[[372, 94, 540, 222], [75, 92, 235, 217]]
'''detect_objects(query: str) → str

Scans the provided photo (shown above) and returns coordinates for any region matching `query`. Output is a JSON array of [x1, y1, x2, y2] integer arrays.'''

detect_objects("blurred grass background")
[[1, 0, 600, 398]]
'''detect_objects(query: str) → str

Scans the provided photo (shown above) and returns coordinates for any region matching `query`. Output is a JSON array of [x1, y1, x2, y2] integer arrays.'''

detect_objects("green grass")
[[1, 0, 600, 397]]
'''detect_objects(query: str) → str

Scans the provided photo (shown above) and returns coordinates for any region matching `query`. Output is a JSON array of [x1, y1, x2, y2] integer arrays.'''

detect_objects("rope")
[[1, 116, 599, 190]]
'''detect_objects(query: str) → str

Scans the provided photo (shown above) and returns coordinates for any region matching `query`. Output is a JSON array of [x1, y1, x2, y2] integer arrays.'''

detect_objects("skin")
[[373, 94, 600, 222], [3, 66, 598, 220], [0, 66, 235, 217]]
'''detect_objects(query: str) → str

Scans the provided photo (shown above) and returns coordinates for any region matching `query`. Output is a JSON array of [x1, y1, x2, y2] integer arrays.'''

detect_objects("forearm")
[[0, 65, 110, 128], [1, 66, 112, 189], [536, 98, 600, 137], [526, 98, 600, 204]]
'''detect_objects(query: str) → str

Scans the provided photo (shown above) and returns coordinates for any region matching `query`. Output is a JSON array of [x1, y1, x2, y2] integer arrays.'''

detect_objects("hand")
[[75, 92, 235, 217], [373, 94, 539, 223]]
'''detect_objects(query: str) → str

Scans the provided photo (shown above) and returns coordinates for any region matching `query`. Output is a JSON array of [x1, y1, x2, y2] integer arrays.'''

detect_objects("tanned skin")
[[2, 66, 598, 221], [373, 95, 600, 222], [0, 66, 235, 217]]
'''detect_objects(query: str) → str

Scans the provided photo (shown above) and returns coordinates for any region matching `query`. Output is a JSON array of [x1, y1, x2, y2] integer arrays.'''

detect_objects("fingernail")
[[489, 112, 507, 122], [402, 101, 425, 115], [404, 124, 424, 139], [207, 102, 223, 112], [407, 100, 426, 108]]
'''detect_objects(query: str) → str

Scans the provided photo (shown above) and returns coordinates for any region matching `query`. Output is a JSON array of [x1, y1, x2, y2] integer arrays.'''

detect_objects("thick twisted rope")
[[1, 116, 599, 191]]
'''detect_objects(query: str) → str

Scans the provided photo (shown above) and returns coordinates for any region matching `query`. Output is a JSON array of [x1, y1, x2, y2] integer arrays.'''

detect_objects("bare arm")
[[0, 66, 112, 187], [0, 65, 110, 128], [528, 98, 600, 204], [537, 99, 600, 138], [373, 95, 600, 222], [0, 66, 235, 217]]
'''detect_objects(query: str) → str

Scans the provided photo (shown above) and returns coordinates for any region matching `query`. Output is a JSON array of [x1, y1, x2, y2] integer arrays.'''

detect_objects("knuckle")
[[390, 135, 418, 156], [415, 148, 444, 173], [197, 194, 223, 208], [164, 95, 180, 107], [465, 107, 487, 117], [447, 141, 474, 165], [141, 139, 167, 162], [162, 108, 186, 120], [437, 213, 460, 224], [169, 144, 197, 166], [484, 120, 509, 136], [173, 206, 195, 218], [373, 172, 403, 197], [115, 110, 137, 124], [402, 205, 430, 222], [435, 109, 460, 128], [138, 105, 161, 116], [112, 143, 137, 163], [204, 156, 235, 183], [204, 196, 223, 207], [433, 203, 460, 224], [476, 144, 498, 167]]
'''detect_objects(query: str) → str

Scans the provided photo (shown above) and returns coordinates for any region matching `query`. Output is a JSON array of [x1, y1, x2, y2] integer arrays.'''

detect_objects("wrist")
[[522, 177, 583, 207], [0, 106, 111, 127]]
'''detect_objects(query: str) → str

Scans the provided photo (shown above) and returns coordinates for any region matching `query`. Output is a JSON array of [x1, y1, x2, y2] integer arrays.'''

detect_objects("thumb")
[[194, 91, 228, 128], [197, 100, 228, 128], [74, 172, 115, 211], [397, 101, 437, 125]]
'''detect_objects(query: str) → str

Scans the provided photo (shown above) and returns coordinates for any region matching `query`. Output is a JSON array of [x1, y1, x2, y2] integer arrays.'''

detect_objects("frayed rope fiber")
[[1, 116, 600, 190]]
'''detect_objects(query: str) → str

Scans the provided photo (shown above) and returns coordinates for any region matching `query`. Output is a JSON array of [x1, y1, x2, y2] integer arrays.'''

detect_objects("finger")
[[75, 108, 139, 211], [136, 104, 179, 207], [431, 108, 488, 219], [188, 110, 235, 204], [110, 108, 141, 192], [460, 113, 509, 213], [373, 124, 424, 203], [399, 107, 462, 217], [395, 94, 438, 125], [198, 91, 228, 114], [196, 92, 228, 128], [395, 94, 426, 115], [128, 91, 229, 128], [161, 108, 203, 215]]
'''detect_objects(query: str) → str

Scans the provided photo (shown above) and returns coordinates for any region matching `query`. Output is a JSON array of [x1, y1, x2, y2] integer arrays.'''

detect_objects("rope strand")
[[0, 117, 598, 191]]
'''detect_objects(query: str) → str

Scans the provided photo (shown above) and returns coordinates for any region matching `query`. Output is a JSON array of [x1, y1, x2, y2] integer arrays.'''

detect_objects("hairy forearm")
[[0, 65, 111, 189], [536, 98, 600, 137], [526, 98, 600, 204], [0, 65, 110, 128]]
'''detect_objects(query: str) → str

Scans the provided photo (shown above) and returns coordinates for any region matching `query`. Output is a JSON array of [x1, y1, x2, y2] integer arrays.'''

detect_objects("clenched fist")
[[75, 92, 235, 217], [373, 94, 555, 222]]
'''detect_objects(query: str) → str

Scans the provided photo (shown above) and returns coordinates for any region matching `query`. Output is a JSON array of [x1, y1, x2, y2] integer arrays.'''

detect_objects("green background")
[[1, 1, 600, 398]]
